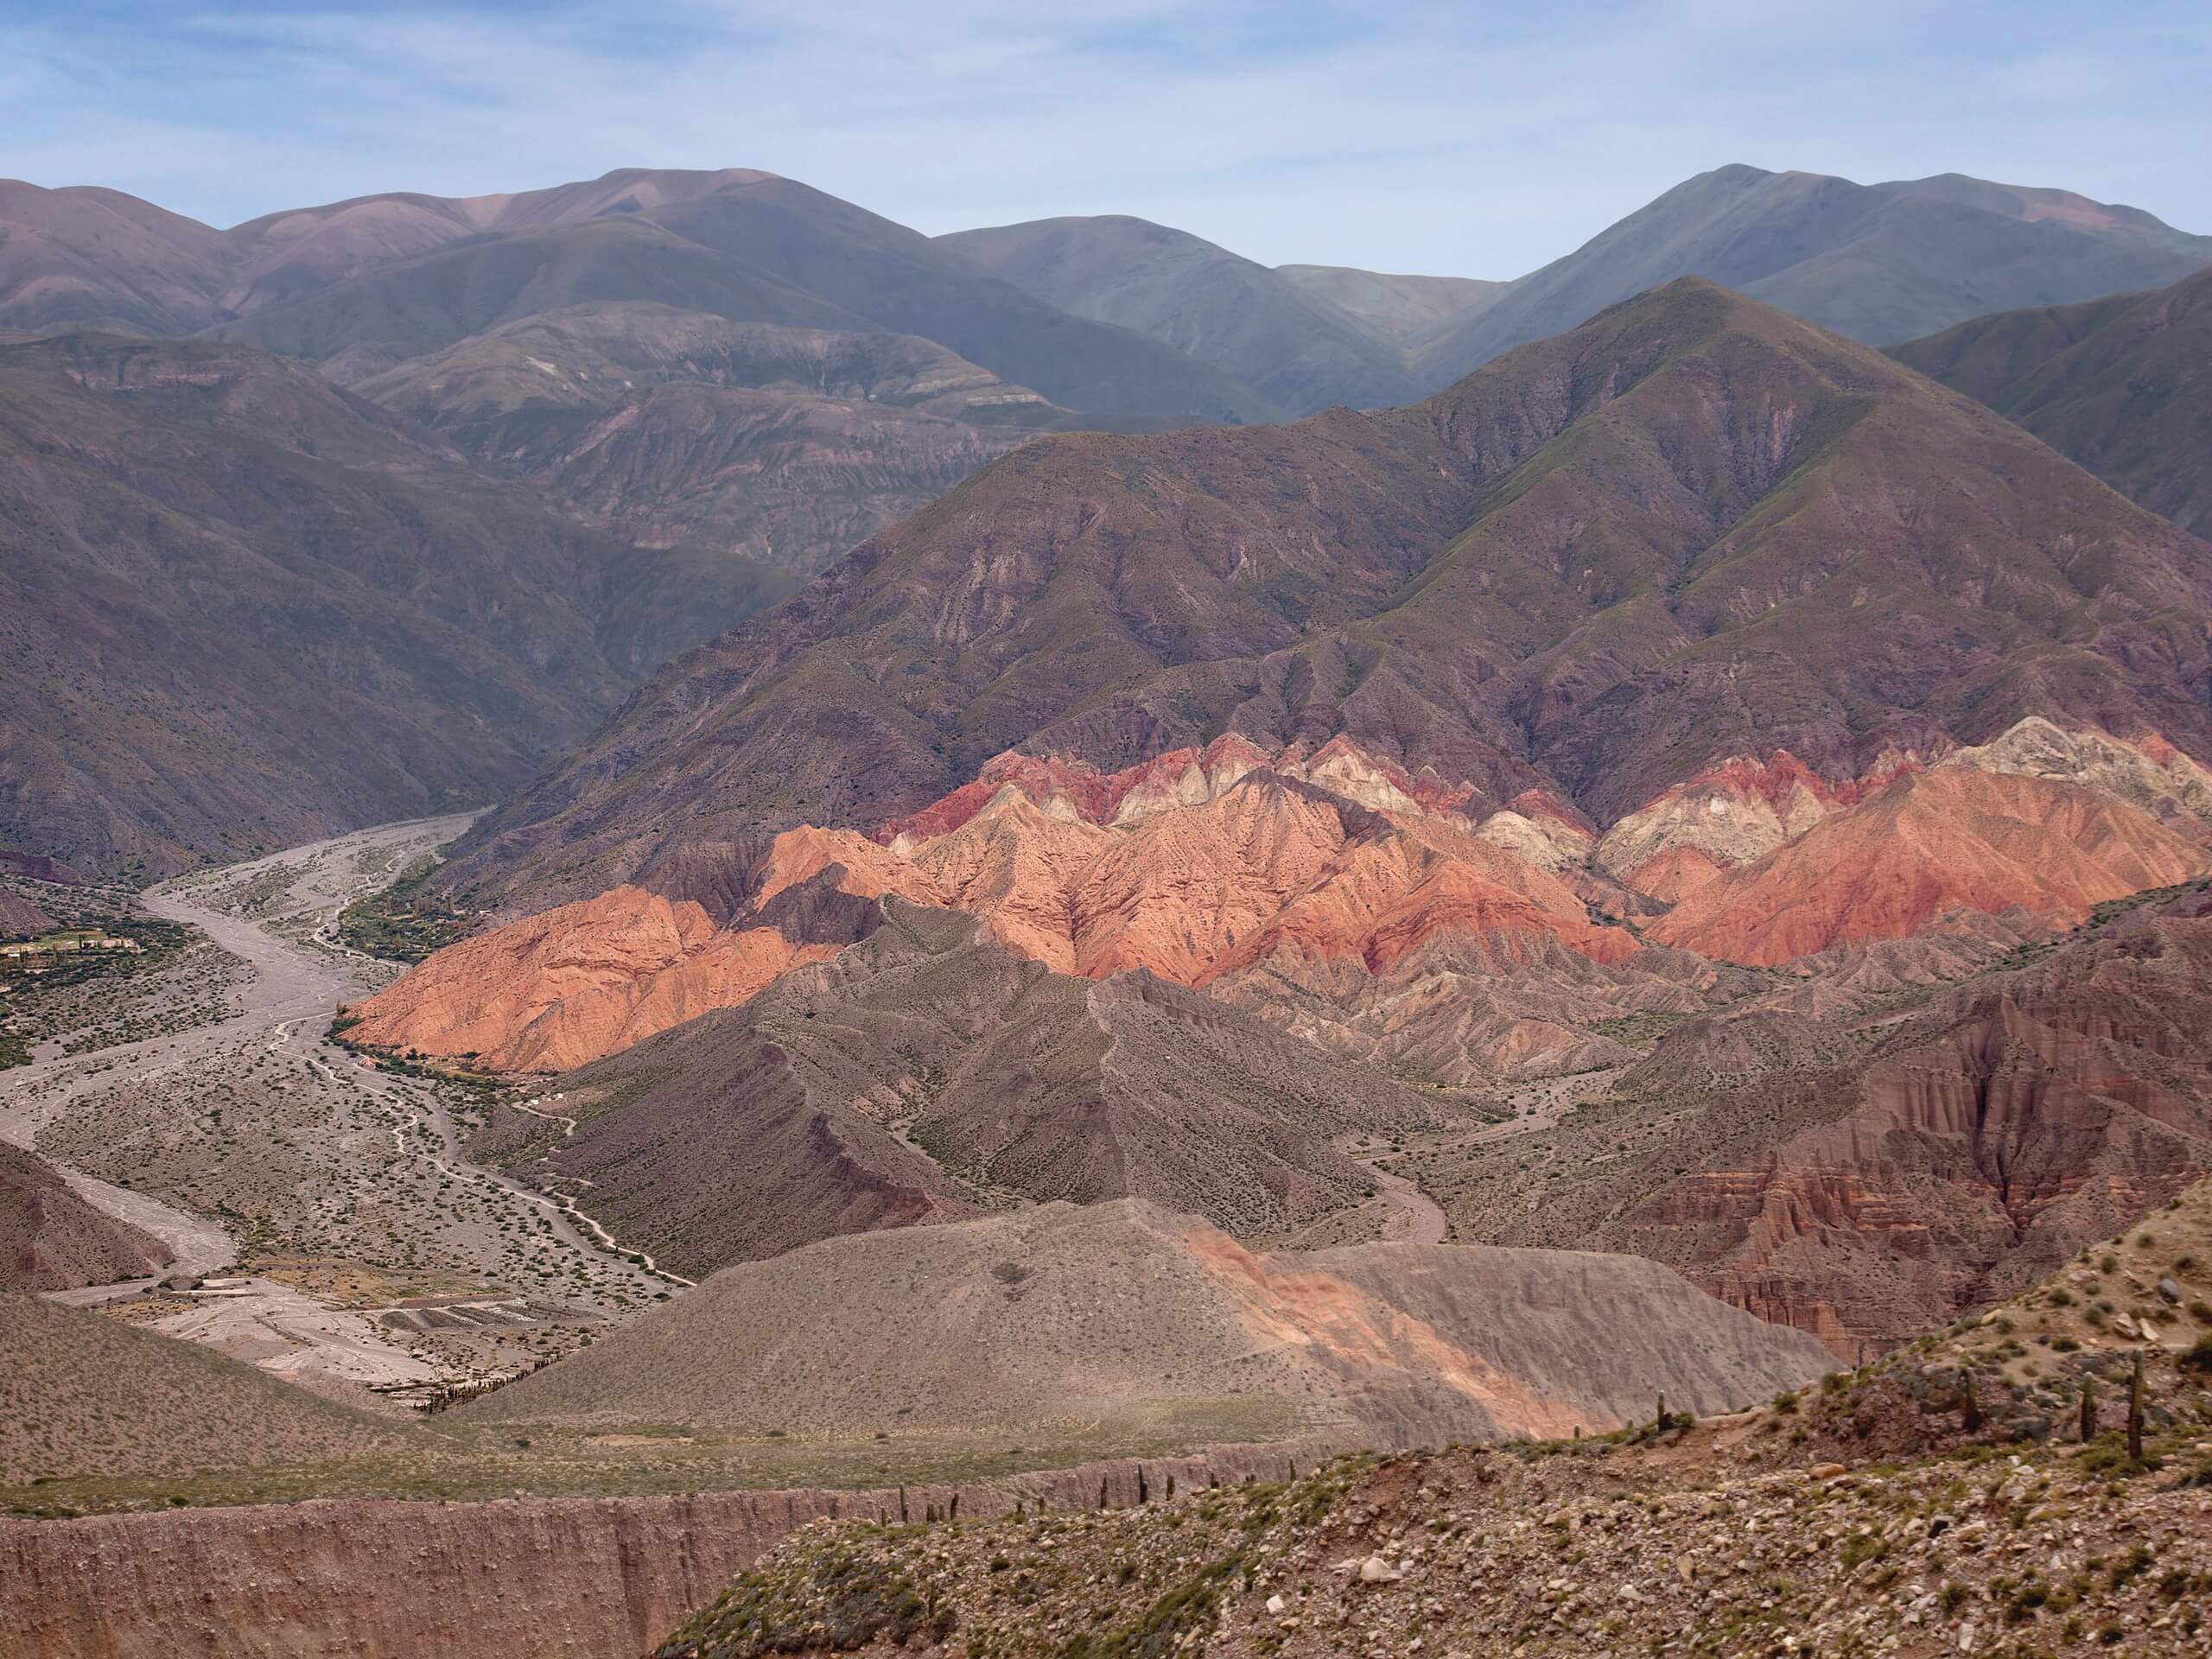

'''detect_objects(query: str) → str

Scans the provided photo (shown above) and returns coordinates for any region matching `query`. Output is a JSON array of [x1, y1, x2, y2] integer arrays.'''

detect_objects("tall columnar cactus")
[[2127, 1350, 2145, 1465]]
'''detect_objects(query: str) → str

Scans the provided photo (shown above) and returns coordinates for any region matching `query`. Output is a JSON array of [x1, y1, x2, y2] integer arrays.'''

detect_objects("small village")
[[0, 929, 143, 975]]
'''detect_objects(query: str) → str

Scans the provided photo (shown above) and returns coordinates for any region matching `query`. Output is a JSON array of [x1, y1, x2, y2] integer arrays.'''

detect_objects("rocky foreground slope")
[[5, 1186, 2209, 1658], [654, 1183, 2212, 1659], [0, 1293, 418, 1487]]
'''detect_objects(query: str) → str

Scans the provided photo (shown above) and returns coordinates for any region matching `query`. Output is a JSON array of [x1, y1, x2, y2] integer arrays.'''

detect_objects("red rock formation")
[[360, 761, 1639, 1076], [1622, 845, 1726, 904], [1646, 768, 2208, 966], [356, 717, 2211, 1083], [344, 886, 831, 1072], [1202, 811, 1635, 984], [1598, 748, 1922, 893]]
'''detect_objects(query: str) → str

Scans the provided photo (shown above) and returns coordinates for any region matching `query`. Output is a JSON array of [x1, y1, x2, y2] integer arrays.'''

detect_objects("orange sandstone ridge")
[[353, 757, 1628, 1072], [765, 770, 1627, 984], [1647, 766, 2208, 966], [351, 720, 2212, 1073], [342, 887, 835, 1072]]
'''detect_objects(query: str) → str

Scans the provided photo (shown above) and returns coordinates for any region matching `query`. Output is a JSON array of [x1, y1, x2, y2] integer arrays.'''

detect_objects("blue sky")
[[4, 0, 2209, 277]]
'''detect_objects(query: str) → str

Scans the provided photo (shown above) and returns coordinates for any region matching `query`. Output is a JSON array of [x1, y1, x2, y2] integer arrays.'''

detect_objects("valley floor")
[[3, 817, 676, 1403]]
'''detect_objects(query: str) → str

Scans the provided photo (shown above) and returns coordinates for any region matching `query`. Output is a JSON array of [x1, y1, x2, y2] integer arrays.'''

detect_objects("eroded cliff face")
[[0, 1449, 1330, 1659], [1605, 906, 2212, 1349]]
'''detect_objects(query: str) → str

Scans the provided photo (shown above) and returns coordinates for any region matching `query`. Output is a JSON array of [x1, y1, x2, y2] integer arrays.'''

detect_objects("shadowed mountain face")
[[436, 278, 2212, 919], [0, 1143, 169, 1294], [1893, 264, 2212, 537], [207, 216, 870, 385], [0, 332, 784, 878], [938, 215, 1439, 415], [1422, 164, 2212, 382], [352, 302, 1090, 575]]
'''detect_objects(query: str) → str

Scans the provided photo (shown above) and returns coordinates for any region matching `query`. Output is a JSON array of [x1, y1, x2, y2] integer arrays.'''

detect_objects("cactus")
[[2127, 1349, 2145, 1465], [1656, 1391, 1669, 1433], [949, 1494, 959, 1522], [1166, 1474, 1176, 1500], [2080, 1376, 2096, 1442], [899, 1484, 909, 1523], [1961, 1367, 1982, 1433], [1098, 1476, 1109, 1509], [1137, 1467, 1149, 1504]]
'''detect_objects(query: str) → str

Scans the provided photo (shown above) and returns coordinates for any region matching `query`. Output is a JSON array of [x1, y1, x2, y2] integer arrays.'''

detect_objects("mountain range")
[[1419, 165, 2212, 380], [1895, 262, 2212, 536], [949, 165, 2212, 406], [5, 159, 2204, 876], [433, 276, 2212, 919], [7, 150, 2212, 1383], [334, 271, 2212, 1357]]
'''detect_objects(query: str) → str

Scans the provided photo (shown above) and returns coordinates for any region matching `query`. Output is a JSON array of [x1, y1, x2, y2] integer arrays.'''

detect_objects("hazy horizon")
[[7, 0, 2209, 280]]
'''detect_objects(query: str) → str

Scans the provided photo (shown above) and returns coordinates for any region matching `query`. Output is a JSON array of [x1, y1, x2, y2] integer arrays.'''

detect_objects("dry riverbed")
[[3, 817, 677, 1403]]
